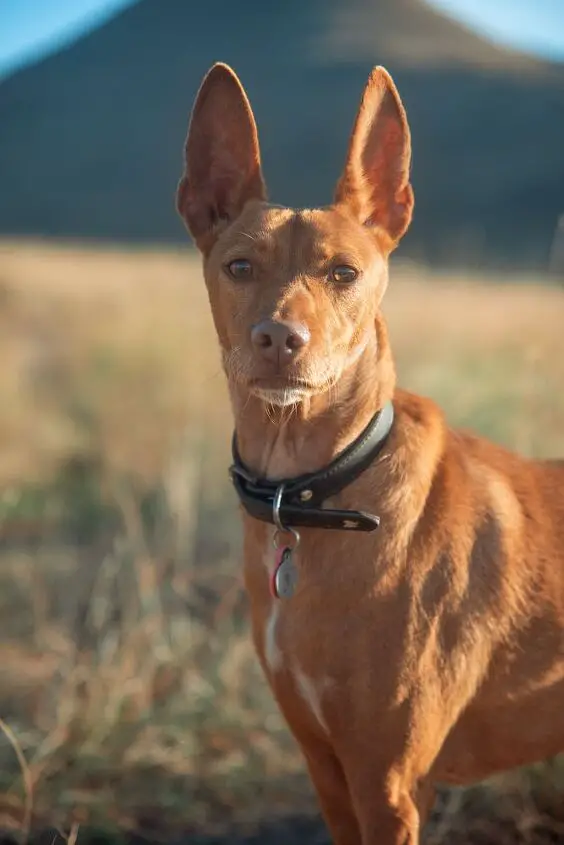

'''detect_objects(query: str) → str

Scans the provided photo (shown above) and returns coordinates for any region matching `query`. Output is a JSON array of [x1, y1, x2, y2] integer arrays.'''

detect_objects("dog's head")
[[177, 63, 413, 408]]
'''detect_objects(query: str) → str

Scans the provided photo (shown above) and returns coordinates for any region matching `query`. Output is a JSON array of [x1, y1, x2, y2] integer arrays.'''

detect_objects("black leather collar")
[[229, 400, 394, 532]]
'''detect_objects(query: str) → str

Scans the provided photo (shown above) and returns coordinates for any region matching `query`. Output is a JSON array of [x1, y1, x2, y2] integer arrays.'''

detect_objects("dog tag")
[[271, 547, 298, 600]]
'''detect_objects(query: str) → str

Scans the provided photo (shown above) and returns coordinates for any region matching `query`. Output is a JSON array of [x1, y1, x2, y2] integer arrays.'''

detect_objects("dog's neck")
[[230, 314, 396, 480]]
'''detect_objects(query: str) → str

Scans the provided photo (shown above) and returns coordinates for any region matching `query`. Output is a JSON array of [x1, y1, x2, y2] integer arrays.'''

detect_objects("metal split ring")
[[272, 526, 300, 551]]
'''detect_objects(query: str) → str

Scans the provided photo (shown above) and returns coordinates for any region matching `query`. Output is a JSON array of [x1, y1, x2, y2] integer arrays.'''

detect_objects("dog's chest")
[[255, 528, 305, 672], [244, 527, 340, 733], [245, 523, 378, 666]]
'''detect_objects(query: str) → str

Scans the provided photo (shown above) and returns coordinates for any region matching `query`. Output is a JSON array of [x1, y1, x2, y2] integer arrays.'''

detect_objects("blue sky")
[[429, 0, 564, 61], [0, 0, 563, 80], [0, 0, 136, 77]]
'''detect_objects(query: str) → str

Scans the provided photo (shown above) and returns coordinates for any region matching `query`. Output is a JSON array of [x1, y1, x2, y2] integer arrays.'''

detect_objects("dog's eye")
[[330, 265, 358, 284], [227, 259, 253, 280]]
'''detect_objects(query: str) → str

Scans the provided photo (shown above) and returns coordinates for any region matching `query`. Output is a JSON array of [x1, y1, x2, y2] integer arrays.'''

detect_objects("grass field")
[[1, 239, 564, 843]]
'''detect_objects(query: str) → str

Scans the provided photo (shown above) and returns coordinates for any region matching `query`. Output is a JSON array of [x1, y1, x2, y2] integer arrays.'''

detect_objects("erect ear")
[[334, 67, 414, 249], [176, 63, 266, 251]]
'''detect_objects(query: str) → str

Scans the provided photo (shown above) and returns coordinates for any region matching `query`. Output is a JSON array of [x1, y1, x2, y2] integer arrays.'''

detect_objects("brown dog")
[[177, 63, 564, 844]]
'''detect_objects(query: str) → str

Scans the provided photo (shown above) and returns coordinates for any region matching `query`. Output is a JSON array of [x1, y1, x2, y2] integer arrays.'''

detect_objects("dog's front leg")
[[331, 701, 446, 845], [301, 739, 362, 845], [288, 719, 433, 845], [264, 681, 362, 845], [304, 739, 431, 845], [346, 768, 432, 845]]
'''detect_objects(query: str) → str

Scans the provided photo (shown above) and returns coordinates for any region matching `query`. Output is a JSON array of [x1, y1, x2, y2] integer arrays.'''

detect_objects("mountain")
[[0, 0, 563, 270]]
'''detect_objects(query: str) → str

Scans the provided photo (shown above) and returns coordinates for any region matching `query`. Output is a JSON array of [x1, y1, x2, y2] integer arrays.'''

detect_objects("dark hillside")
[[0, 0, 563, 269]]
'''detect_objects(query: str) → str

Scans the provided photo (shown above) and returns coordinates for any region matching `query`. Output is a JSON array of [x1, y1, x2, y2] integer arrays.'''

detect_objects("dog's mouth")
[[248, 376, 322, 406]]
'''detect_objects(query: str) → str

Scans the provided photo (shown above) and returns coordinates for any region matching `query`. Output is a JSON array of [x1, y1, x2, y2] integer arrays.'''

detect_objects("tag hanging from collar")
[[270, 524, 300, 599], [270, 546, 299, 599], [269, 508, 300, 600]]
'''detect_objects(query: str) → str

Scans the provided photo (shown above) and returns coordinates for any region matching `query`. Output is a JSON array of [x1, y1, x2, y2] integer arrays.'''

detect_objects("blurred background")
[[0, 2, 563, 843]]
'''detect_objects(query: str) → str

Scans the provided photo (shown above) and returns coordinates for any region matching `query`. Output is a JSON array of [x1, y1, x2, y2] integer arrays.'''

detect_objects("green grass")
[[0, 240, 563, 842]]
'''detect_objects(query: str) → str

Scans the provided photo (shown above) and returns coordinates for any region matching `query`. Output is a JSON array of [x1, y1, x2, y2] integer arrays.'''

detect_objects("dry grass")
[[0, 239, 563, 842]]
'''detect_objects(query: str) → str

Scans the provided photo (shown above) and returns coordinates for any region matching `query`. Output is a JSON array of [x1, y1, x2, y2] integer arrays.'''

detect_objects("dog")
[[176, 62, 564, 844]]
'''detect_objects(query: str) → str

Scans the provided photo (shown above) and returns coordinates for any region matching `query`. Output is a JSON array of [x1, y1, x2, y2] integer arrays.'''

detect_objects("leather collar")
[[229, 400, 394, 532]]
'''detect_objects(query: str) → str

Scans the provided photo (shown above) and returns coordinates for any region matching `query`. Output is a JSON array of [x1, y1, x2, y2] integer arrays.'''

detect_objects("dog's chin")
[[249, 384, 314, 407]]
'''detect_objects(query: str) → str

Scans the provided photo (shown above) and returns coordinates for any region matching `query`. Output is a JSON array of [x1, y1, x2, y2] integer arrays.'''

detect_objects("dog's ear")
[[176, 63, 266, 251], [334, 67, 413, 248]]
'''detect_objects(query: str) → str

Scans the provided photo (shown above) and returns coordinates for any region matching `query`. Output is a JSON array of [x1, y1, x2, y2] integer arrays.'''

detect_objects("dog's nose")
[[251, 319, 310, 365]]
